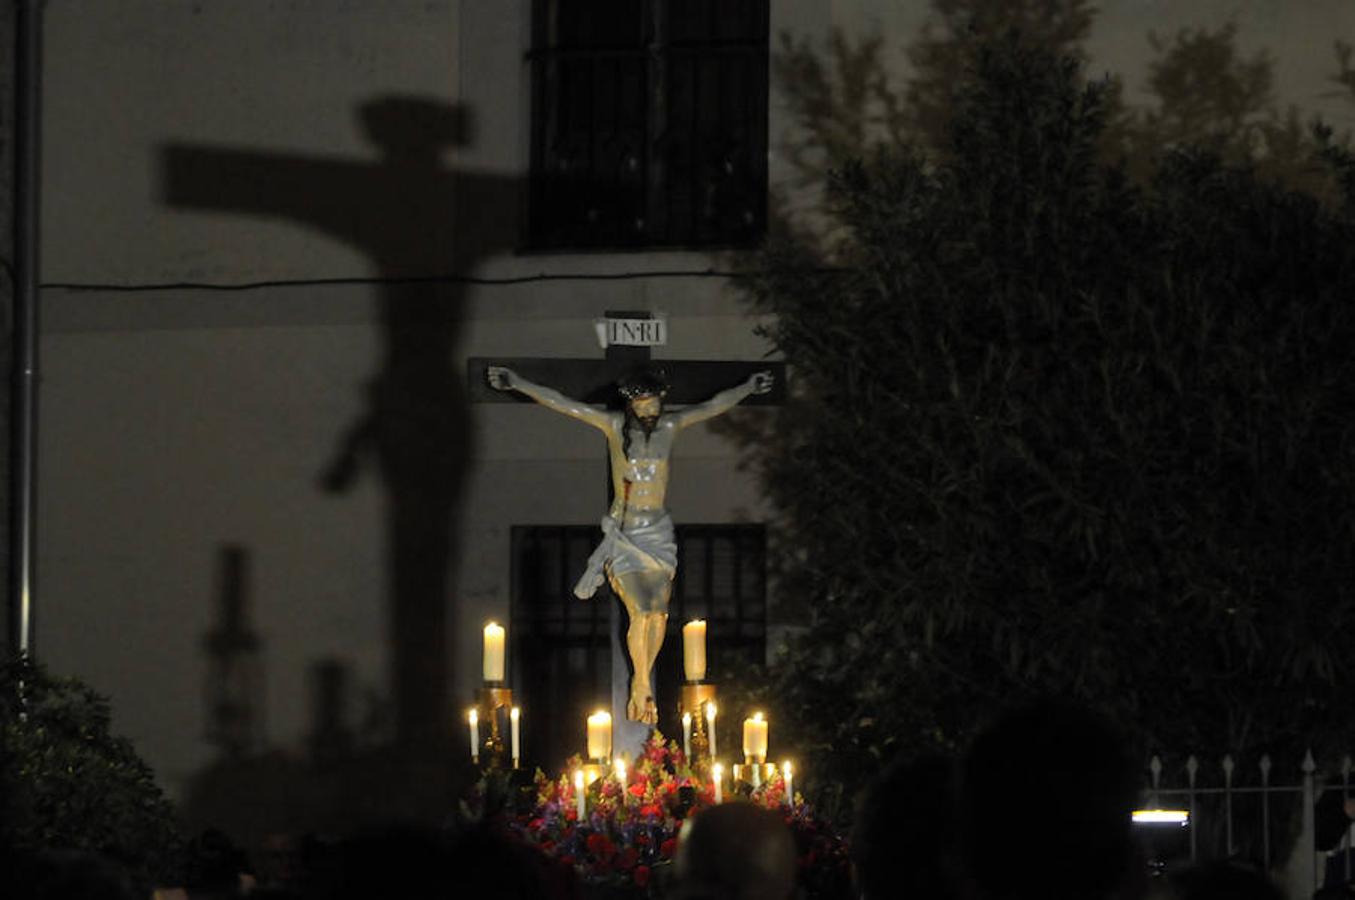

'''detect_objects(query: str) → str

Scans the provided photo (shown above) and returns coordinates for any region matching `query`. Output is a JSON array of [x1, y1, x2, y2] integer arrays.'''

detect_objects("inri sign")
[[595, 316, 668, 349]]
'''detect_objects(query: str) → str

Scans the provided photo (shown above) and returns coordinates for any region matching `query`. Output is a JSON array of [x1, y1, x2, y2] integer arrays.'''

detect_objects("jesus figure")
[[487, 364, 774, 724]]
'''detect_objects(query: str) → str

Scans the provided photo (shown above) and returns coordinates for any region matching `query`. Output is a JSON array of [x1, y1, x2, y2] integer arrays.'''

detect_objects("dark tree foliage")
[[742, 33, 1355, 813], [0, 655, 182, 886]]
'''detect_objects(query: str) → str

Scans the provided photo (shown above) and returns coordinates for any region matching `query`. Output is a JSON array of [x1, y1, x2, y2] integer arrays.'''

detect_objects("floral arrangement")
[[469, 731, 850, 897]]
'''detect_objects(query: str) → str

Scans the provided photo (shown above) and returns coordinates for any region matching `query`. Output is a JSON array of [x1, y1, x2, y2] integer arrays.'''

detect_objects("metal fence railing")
[[1141, 751, 1345, 893]]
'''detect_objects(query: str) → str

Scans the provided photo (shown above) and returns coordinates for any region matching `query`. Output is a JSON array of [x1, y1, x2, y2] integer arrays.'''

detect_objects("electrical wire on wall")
[[38, 266, 846, 294]]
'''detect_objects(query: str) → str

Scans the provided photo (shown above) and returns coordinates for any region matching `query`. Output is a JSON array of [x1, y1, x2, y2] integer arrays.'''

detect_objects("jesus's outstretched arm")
[[670, 370, 774, 430], [486, 366, 614, 432]]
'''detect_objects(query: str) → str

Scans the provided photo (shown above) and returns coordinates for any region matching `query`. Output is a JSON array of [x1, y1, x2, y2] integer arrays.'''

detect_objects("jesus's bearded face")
[[628, 395, 662, 432]]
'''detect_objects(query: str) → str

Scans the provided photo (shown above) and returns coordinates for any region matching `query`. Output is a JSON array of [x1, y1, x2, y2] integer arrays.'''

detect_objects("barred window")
[[511, 523, 766, 770], [527, 0, 769, 250]]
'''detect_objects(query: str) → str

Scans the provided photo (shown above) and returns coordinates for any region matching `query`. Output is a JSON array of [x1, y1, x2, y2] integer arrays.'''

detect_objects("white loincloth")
[[573, 513, 677, 602]]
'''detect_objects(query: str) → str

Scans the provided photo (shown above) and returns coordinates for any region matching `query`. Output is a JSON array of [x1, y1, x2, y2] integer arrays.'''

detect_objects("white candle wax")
[[682, 712, 692, 760], [575, 770, 586, 820], [742, 712, 768, 761], [468, 708, 479, 761], [705, 702, 717, 758], [482, 622, 506, 682], [682, 620, 707, 681], [587, 710, 612, 760], [783, 761, 794, 806], [510, 707, 521, 766], [713, 762, 724, 804]]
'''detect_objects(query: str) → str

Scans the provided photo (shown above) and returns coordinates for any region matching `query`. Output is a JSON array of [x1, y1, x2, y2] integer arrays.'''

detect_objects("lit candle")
[[705, 702, 717, 757], [783, 761, 794, 806], [682, 620, 707, 681], [713, 762, 724, 804], [468, 708, 479, 762], [615, 757, 627, 785], [742, 712, 768, 762], [483, 622, 506, 682], [587, 710, 612, 760], [682, 712, 692, 759], [574, 770, 586, 820], [510, 707, 521, 767]]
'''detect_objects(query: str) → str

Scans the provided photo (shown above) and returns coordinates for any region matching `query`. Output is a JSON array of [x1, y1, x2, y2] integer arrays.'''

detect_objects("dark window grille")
[[527, 0, 769, 250], [511, 523, 766, 771]]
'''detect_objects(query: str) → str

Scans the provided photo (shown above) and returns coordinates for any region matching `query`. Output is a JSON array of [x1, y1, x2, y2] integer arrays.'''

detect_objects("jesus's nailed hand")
[[486, 365, 516, 391]]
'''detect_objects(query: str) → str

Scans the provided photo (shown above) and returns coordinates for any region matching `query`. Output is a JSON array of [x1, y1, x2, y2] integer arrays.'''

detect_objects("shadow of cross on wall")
[[160, 97, 520, 761]]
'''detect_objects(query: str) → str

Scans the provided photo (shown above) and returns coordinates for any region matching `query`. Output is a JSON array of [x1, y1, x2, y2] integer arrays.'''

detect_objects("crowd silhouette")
[[8, 699, 1319, 900]]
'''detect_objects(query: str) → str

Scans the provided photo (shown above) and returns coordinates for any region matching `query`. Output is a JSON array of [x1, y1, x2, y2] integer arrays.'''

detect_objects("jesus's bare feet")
[[628, 689, 658, 725]]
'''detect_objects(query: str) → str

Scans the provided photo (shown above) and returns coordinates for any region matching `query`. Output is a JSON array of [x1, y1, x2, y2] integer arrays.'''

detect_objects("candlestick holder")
[[582, 762, 605, 786], [732, 761, 776, 789], [478, 685, 514, 768], [679, 682, 718, 764]]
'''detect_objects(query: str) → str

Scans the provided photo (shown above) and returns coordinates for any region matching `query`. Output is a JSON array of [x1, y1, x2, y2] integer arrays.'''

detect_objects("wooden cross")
[[467, 310, 785, 756]]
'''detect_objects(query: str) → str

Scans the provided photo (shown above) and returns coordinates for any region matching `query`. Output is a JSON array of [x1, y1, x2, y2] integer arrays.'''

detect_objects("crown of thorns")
[[617, 368, 670, 400]]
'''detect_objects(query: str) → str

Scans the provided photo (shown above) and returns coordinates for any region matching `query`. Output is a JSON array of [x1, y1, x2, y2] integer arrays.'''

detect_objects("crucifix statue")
[[486, 363, 773, 724], [471, 312, 782, 740]]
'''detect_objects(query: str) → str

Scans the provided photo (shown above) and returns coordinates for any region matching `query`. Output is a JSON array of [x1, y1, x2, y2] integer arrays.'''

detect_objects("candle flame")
[[468, 708, 478, 724], [574, 770, 584, 788], [510, 706, 520, 720], [705, 702, 717, 718], [712, 763, 724, 781], [615, 759, 627, 782], [783, 761, 793, 775], [753, 711, 764, 722], [682, 711, 691, 724]]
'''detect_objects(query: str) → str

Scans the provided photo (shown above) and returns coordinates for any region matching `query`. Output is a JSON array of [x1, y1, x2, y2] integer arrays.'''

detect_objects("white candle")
[[705, 702, 717, 758], [682, 620, 707, 681], [783, 761, 794, 806], [575, 770, 586, 820], [468, 708, 479, 762], [742, 712, 768, 762], [483, 622, 506, 682], [615, 757, 627, 785], [587, 710, 612, 760], [510, 707, 521, 766], [713, 762, 724, 804], [682, 712, 692, 759]]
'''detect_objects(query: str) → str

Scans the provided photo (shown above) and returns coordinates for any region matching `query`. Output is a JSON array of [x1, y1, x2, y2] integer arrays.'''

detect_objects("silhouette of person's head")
[[854, 753, 962, 900], [961, 700, 1137, 900], [1167, 860, 1283, 900], [674, 802, 796, 900], [446, 825, 559, 900], [6, 848, 142, 900]]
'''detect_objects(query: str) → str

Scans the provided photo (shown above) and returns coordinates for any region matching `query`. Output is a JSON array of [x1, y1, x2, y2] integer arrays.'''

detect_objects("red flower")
[[628, 782, 647, 798], [617, 847, 639, 871], [660, 838, 677, 859], [564, 807, 577, 822], [586, 833, 616, 859], [633, 865, 652, 887], [528, 817, 545, 831], [559, 855, 575, 867], [639, 804, 662, 819]]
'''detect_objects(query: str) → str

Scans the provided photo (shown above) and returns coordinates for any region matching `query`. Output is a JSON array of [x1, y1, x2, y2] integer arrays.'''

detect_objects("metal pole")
[[12, 0, 42, 657]]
